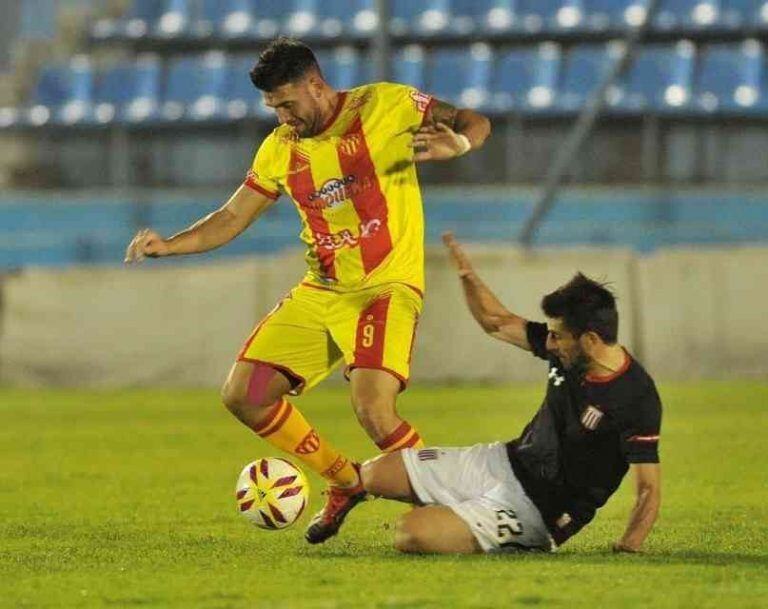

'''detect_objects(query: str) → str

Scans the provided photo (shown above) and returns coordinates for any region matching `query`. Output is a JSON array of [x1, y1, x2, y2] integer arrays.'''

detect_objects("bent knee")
[[393, 515, 425, 553]]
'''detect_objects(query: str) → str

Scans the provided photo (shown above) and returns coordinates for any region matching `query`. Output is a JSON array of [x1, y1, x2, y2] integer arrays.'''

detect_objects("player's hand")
[[124, 228, 171, 264], [410, 123, 471, 162], [612, 541, 642, 554], [442, 231, 475, 279]]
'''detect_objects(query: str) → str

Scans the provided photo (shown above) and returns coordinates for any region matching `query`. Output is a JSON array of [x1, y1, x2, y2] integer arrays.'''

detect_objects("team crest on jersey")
[[581, 405, 604, 430], [410, 90, 432, 113], [338, 133, 361, 157]]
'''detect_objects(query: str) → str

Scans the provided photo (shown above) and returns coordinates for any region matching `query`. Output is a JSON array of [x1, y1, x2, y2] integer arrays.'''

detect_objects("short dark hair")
[[249, 37, 320, 91], [541, 273, 618, 343]]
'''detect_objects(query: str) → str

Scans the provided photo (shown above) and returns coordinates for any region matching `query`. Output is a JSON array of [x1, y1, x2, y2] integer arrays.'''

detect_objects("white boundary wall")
[[1, 246, 766, 387]]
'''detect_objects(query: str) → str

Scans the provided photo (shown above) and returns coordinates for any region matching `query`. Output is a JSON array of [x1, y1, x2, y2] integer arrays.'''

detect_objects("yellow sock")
[[252, 399, 359, 487], [376, 420, 424, 452]]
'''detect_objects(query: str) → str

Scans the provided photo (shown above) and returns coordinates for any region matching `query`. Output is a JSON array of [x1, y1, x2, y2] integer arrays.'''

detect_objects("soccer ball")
[[235, 457, 310, 530]]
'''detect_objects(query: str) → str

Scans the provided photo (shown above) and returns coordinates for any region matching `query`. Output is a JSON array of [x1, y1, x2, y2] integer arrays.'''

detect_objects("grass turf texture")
[[2, 381, 767, 609]]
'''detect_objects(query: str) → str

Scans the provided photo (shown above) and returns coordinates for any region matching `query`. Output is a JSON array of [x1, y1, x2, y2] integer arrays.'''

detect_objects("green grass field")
[[2, 381, 767, 608]]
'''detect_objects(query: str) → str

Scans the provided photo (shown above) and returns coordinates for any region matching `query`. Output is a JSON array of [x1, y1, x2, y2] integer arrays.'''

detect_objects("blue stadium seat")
[[609, 42, 695, 113], [22, 56, 95, 125], [582, 0, 651, 33], [517, 0, 586, 33], [693, 40, 768, 115], [94, 55, 162, 123], [449, 0, 519, 35], [426, 45, 493, 109], [192, 0, 263, 39], [154, 0, 194, 38], [222, 56, 267, 119], [316, 47, 368, 90], [91, 0, 164, 40], [313, 0, 379, 38], [555, 43, 619, 113], [390, 0, 451, 36], [162, 53, 229, 122], [653, 0, 729, 33], [393, 45, 427, 89], [490, 43, 562, 114]]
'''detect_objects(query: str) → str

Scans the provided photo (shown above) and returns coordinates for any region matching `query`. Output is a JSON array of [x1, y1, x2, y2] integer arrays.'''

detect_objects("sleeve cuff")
[[243, 176, 280, 200]]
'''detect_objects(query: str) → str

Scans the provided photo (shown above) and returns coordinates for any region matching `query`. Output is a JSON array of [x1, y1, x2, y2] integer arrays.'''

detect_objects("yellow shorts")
[[238, 282, 423, 393]]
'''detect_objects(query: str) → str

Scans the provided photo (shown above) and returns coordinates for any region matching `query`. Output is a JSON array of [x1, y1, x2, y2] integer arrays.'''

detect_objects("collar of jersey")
[[315, 91, 348, 137], [584, 348, 631, 384]]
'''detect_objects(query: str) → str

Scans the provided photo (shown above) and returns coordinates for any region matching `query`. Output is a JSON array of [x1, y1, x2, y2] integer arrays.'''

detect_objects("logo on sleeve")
[[410, 90, 432, 113], [548, 367, 565, 387], [581, 405, 604, 430]]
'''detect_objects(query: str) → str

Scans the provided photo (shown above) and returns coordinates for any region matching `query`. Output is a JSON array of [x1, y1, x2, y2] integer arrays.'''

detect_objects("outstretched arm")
[[124, 184, 275, 263], [614, 463, 661, 553], [411, 99, 491, 162], [442, 232, 531, 351]]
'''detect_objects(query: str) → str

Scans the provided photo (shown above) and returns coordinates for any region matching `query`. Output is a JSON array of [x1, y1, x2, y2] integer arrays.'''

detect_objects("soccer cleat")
[[304, 466, 366, 544]]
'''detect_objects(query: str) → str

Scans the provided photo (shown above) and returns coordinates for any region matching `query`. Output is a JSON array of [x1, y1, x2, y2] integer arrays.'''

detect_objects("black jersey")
[[506, 321, 662, 546]]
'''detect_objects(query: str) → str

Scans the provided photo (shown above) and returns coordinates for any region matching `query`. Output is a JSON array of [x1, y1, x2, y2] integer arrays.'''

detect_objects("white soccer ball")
[[235, 457, 310, 530]]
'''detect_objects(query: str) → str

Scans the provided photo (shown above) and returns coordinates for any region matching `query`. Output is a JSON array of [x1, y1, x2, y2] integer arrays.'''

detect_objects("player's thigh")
[[361, 451, 418, 502], [331, 283, 422, 387], [394, 506, 482, 554], [238, 285, 342, 393]]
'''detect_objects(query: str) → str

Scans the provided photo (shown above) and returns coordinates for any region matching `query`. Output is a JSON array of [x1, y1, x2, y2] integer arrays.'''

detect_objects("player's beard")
[[561, 346, 590, 379]]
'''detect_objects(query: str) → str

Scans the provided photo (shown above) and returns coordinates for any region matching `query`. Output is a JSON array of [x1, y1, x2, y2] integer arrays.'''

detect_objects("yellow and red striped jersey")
[[244, 81, 434, 293]]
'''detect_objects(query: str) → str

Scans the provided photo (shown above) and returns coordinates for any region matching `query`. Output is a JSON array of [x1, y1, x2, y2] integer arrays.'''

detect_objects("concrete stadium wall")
[[0, 246, 766, 387]]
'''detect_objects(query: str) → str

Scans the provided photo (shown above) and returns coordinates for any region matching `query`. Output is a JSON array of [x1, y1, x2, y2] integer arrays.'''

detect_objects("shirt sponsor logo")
[[303, 174, 377, 210], [548, 366, 565, 387], [410, 90, 432, 113], [581, 405, 604, 431], [315, 218, 382, 251]]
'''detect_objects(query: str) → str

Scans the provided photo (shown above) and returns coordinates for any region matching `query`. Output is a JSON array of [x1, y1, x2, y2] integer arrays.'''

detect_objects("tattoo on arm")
[[427, 99, 458, 128]]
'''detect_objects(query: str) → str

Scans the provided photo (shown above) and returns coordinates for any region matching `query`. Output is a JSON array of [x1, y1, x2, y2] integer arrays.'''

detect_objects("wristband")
[[456, 134, 472, 156]]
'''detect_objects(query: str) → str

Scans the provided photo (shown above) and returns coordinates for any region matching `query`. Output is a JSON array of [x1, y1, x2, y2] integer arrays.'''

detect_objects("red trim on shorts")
[[243, 174, 280, 200], [406, 314, 420, 366], [337, 115, 393, 275], [344, 364, 409, 392], [236, 357, 307, 395], [585, 349, 631, 384], [286, 148, 337, 280], [353, 294, 391, 369]]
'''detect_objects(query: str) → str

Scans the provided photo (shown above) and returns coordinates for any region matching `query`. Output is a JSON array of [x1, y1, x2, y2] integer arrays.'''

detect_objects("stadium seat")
[[192, 0, 264, 39], [154, 0, 194, 38], [222, 55, 269, 119], [582, 0, 651, 33], [316, 47, 368, 90], [449, 0, 519, 35], [19, 56, 95, 126], [91, 0, 165, 40], [555, 43, 620, 113], [653, 0, 729, 33], [162, 52, 229, 122], [490, 43, 562, 114], [94, 55, 162, 124], [312, 0, 379, 38], [609, 42, 696, 113], [517, 0, 586, 34], [693, 40, 768, 115], [393, 45, 427, 89], [390, 0, 451, 36], [426, 45, 493, 109]]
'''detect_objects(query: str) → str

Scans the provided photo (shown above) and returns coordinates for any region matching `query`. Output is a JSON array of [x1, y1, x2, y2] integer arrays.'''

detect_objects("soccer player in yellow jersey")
[[124, 37, 491, 543]]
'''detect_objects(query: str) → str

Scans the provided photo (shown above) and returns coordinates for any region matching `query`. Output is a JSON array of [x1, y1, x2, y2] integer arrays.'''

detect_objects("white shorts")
[[401, 442, 555, 553]]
